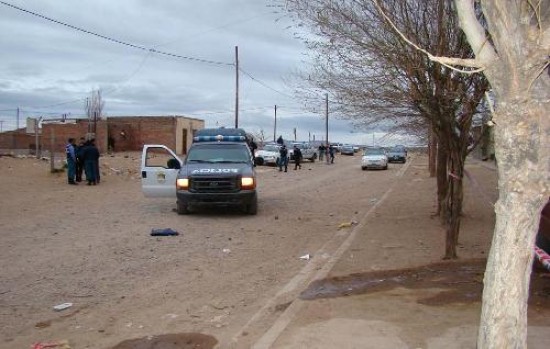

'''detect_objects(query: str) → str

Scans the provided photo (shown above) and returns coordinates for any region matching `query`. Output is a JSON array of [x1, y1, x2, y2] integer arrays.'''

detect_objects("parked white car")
[[255, 143, 280, 166], [289, 142, 317, 162], [361, 147, 388, 170]]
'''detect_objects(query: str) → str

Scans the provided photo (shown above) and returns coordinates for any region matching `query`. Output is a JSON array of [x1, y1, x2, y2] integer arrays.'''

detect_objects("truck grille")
[[190, 177, 238, 193]]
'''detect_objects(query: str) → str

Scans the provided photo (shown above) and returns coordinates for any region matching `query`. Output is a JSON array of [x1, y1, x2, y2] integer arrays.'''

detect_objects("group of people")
[[277, 144, 303, 172], [318, 144, 336, 164], [65, 137, 100, 185]]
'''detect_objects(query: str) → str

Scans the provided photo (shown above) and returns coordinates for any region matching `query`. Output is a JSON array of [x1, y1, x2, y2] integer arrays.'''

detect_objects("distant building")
[[0, 116, 205, 156]]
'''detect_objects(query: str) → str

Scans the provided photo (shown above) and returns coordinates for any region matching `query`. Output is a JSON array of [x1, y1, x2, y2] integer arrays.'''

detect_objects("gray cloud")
[[0, 0, 417, 145]]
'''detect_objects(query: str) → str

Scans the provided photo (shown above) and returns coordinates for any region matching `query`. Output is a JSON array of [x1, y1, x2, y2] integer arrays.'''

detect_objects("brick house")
[[0, 116, 204, 156]]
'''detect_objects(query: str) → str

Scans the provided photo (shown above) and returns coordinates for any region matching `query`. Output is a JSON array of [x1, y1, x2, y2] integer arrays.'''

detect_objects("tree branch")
[[454, 0, 498, 64], [372, 0, 486, 73]]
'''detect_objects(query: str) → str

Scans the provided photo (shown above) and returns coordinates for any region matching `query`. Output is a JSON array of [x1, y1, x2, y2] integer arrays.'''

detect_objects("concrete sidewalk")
[[250, 155, 550, 349]]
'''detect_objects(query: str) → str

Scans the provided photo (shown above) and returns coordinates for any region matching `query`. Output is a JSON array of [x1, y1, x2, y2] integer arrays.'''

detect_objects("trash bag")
[[150, 228, 179, 236]]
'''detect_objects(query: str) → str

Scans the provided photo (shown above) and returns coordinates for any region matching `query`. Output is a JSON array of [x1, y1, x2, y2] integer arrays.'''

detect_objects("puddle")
[[111, 333, 218, 349], [300, 259, 550, 307]]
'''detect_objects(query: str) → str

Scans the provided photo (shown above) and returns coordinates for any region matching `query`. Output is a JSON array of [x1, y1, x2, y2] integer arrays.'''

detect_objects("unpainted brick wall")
[[0, 130, 39, 152], [107, 117, 176, 152], [42, 120, 108, 154]]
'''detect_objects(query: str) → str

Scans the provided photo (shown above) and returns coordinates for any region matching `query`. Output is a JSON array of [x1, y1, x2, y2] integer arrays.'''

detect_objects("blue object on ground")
[[151, 228, 179, 236]]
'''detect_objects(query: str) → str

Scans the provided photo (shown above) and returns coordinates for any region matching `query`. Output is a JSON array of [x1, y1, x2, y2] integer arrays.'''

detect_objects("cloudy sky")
[[0, 0, 411, 146]]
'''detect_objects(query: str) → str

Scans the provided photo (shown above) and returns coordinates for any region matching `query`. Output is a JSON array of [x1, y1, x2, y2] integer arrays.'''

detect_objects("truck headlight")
[[241, 177, 255, 189], [176, 178, 189, 190]]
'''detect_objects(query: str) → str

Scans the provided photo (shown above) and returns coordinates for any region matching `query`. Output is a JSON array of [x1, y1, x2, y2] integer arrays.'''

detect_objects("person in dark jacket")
[[75, 137, 85, 182], [82, 139, 100, 185], [293, 145, 303, 170], [329, 145, 335, 164], [318, 144, 326, 161], [278, 144, 289, 172], [65, 138, 77, 185], [249, 139, 258, 165]]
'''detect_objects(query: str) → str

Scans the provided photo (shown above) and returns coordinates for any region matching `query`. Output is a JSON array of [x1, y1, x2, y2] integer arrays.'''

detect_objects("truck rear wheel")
[[177, 201, 189, 215]]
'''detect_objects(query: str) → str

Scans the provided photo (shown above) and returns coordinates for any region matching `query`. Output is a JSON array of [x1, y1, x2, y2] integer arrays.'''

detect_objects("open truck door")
[[141, 145, 182, 198]]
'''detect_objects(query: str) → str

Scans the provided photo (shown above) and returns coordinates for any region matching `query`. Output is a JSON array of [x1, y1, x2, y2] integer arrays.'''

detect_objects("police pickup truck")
[[141, 128, 258, 215]]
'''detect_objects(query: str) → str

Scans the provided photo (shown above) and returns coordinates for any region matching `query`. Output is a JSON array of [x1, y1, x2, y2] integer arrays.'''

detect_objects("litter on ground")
[[150, 228, 179, 236]]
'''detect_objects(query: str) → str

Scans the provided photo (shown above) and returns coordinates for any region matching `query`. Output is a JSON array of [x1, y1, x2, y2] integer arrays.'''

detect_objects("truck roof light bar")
[[193, 135, 246, 143]]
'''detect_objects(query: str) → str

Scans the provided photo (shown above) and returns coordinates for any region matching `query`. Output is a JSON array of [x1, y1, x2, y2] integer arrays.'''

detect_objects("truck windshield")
[[186, 144, 251, 164]]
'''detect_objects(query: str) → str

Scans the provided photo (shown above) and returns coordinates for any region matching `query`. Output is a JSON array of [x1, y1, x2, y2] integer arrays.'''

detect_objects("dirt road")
[[1, 151, 548, 349], [0, 151, 401, 348]]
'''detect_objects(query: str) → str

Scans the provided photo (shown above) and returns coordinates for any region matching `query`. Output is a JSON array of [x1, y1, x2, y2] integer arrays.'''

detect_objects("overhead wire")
[[238, 67, 297, 100], [0, 1, 324, 124], [0, 0, 234, 67]]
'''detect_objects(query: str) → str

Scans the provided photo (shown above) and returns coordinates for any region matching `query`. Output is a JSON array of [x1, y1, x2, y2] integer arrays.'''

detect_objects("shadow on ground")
[[300, 259, 550, 308], [110, 333, 218, 349]]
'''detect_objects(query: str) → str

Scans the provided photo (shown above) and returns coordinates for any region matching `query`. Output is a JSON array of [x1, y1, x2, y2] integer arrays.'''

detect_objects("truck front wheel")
[[245, 196, 258, 215], [177, 201, 189, 215]]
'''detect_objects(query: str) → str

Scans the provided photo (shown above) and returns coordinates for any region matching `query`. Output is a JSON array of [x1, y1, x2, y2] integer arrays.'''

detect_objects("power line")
[[238, 67, 297, 100], [0, 0, 234, 67]]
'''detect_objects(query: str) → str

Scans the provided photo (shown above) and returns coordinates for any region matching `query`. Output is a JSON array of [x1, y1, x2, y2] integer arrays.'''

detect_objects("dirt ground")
[[0, 151, 548, 349]]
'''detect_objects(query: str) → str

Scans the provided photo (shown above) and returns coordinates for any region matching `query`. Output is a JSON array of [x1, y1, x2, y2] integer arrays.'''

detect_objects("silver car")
[[361, 147, 388, 170], [340, 144, 355, 155]]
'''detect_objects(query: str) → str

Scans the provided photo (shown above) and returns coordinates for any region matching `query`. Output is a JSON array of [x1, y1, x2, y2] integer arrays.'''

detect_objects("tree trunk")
[[477, 102, 549, 348], [428, 126, 437, 177], [443, 146, 465, 259], [436, 138, 449, 221]]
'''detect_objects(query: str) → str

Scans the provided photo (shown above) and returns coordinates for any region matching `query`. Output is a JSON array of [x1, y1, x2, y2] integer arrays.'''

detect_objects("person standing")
[[318, 144, 325, 161], [293, 145, 303, 170], [249, 139, 258, 165], [65, 138, 77, 185], [329, 144, 335, 164], [82, 139, 100, 185], [278, 144, 289, 172], [75, 137, 85, 182]]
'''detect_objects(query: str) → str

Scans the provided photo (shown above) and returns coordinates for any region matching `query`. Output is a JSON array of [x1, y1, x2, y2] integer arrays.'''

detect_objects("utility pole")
[[12, 107, 20, 150], [0, 120, 3, 133], [234, 46, 239, 129], [325, 94, 329, 146], [273, 105, 277, 142], [35, 117, 42, 158], [50, 128, 55, 173]]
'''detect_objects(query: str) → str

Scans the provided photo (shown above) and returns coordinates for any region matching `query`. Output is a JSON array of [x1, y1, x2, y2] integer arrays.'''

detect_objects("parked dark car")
[[387, 145, 407, 163], [340, 144, 355, 155]]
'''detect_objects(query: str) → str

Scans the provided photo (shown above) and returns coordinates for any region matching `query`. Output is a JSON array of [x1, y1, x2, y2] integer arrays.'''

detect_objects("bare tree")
[[251, 129, 267, 146], [85, 89, 104, 135], [282, 0, 489, 258], [451, 1, 550, 347]]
